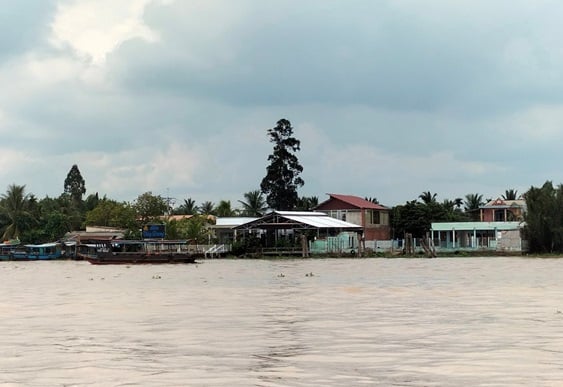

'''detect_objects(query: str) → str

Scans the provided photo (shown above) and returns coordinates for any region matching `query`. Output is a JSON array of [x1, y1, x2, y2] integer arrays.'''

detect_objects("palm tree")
[[215, 200, 237, 217], [464, 193, 484, 212], [0, 184, 33, 240], [199, 201, 215, 216], [238, 190, 268, 217], [442, 199, 456, 211], [502, 189, 518, 200], [419, 191, 437, 204], [296, 196, 319, 211], [174, 198, 198, 215]]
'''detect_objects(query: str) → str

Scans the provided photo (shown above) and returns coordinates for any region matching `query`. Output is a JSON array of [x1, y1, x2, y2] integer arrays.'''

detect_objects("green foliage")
[[502, 189, 518, 200], [42, 211, 72, 241], [83, 193, 100, 212], [260, 118, 304, 210], [85, 199, 137, 229], [392, 197, 467, 238], [184, 215, 211, 243], [296, 196, 318, 211], [64, 164, 86, 204], [173, 198, 198, 215], [464, 193, 484, 212], [419, 191, 437, 204], [215, 200, 237, 217], [199, 201, 215, 215], [134, 192, 168, 224], [161, 215, 214, 242], [524, 181, 563, 253], [0, 184, 36, 240], [239, 190, 268, 216]]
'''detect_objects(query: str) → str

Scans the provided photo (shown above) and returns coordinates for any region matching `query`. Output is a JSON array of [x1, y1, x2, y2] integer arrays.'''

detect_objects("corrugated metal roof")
[[215, 217, 259, 227], [282, 214, 362, 229], [235, 211, 362, 230]]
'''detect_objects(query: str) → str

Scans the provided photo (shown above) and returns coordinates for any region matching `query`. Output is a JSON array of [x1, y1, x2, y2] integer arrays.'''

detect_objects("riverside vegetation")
[[0, 120, 560, 256]]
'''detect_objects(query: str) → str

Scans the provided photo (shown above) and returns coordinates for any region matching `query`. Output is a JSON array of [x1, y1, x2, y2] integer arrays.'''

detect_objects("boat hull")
[[78, 240, 199, 265], [80, 253, 197, 265]]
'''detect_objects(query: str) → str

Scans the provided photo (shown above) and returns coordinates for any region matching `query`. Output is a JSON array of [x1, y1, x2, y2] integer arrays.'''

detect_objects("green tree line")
[[0, 120, 539, 252]]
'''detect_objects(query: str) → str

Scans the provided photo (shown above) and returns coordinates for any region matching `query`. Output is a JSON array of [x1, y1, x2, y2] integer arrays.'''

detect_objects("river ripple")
[[0, 257, 563, 386]]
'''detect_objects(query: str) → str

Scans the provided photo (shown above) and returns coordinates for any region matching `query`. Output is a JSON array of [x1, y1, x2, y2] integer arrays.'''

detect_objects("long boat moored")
[[77, 239, 197, 264], [11, 242, 63, 261]]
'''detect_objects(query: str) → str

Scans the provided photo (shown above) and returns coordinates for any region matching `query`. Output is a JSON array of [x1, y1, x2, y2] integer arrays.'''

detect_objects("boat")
[[0, 240, 20, 261], [10, 242, 63, 261], [77, 239, 198, 264]]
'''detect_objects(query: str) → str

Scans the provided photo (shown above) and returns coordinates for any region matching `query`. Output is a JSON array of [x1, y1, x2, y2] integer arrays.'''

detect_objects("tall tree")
[[0, 184, 34, 240], [239, 190, 268, 217], [64, 164, 86, 204], [260, 118, 304, 210]]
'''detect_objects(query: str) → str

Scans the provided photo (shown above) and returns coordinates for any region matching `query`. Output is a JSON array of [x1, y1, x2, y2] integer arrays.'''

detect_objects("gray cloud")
[[0, 0, 563, 208]]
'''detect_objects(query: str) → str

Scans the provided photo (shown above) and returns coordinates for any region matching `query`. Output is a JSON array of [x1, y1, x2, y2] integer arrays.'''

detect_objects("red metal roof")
[[320, 194, 388, 210]]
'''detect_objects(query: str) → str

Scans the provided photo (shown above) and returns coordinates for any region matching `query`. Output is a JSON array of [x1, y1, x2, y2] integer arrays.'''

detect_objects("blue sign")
[[142, 224, 166, 239]]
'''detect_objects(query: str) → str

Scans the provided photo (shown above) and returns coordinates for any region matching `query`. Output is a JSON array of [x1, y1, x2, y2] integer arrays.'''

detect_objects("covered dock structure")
[[234, 211, 364, 256]]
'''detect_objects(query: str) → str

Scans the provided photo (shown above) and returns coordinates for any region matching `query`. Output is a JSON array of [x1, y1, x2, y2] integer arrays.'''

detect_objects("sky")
[[1, 0, 563, 209]]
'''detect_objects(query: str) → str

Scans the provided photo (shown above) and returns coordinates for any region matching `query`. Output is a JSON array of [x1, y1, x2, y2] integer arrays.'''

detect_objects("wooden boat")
[[10, 242, 63, 261], [77, 239, 197, 264]]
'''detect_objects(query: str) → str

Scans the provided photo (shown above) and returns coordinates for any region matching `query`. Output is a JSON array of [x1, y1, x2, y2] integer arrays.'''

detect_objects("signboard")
[[142, 224, 166, 239]]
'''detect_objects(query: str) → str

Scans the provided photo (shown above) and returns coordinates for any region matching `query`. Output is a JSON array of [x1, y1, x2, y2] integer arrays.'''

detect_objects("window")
[[370, 210, 380, 225]]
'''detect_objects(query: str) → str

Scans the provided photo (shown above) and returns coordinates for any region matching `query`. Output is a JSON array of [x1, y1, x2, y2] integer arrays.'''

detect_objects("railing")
[[204, 244, 231, 258]]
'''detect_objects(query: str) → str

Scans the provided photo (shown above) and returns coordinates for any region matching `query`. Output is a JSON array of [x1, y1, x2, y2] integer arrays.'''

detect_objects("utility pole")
[[164, 188, 176, 217]]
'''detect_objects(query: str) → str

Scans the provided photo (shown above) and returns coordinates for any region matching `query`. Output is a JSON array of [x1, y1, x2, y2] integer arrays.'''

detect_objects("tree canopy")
[[260, 119, 304, 210], [524, 181, 563, 253], [64, 164, 86, 204]]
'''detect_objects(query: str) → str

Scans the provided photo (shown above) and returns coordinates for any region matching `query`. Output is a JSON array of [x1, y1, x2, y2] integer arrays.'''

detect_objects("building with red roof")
[[314, 194, 391, 241]]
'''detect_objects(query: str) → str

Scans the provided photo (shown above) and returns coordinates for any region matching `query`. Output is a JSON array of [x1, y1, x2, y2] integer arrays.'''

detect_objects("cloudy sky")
[[1, 0, 562, 209]]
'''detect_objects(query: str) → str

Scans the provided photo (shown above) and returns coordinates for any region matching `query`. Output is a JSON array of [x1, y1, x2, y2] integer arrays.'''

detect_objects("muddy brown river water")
[[0, 257, 562, 386]]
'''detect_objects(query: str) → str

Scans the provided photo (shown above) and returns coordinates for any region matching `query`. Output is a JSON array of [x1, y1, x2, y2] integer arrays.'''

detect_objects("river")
[[0, 257, 562, 386]]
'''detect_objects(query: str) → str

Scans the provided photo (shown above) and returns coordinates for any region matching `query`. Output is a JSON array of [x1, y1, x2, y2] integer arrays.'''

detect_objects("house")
[[431, 221, 525, 252], [314, 194, 391, 241], [478, 198, 526, 222], [430, 196, 528, 253]]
